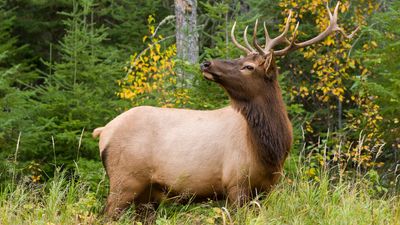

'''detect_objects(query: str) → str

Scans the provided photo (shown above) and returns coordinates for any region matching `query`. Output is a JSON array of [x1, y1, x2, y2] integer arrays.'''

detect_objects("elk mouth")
[[201, 68, 221, 81], [200, 62, 221, 81], [202, 71, 218, 81]]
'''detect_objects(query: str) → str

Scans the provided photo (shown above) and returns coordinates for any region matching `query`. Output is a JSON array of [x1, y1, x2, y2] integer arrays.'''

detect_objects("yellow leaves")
[[299, 86, 309, 97], [323, 36, 334, 46], [340, 3, 347, 13], [363, 41, 378, 51], [361, 68, 369, 76], [332, 87, 344, 97], [142, 35, 148, 43], [117, 16, 189, 108], [149, 25, 155, 36], [321, 95, 330, 102], [155, 43, 161, 54], [31, 175, 41, 183], [303, 49, 316, 59], [306, 167, 317, 177], [147, 15, 155, 24], [153, 55, 160, 61], [345, 93, 385, 168], [279, 1, 386, 171], [305, 121, 314, 133]]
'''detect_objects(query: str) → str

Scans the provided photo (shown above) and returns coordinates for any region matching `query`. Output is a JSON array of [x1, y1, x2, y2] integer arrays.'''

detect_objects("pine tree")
[[12, 1, 128, 176], [0, 0, 38, 178]]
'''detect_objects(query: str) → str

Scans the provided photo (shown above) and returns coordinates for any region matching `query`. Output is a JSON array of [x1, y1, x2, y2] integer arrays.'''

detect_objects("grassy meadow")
[[1, 154, 399, 225]]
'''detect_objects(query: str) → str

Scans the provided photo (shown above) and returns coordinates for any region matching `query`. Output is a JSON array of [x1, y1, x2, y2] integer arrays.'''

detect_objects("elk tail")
[[92, 127, 104, 138]]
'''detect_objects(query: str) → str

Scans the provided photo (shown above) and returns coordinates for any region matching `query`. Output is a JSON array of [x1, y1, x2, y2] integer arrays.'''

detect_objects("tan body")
[[96, 105, 283, 216]]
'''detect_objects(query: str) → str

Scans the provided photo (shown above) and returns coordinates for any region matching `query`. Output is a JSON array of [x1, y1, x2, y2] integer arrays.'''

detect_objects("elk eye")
[[243, 65, 254, 70]]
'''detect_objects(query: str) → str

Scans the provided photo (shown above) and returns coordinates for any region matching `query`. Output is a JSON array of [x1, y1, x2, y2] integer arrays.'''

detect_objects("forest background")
[[0, 0, 399, 223]]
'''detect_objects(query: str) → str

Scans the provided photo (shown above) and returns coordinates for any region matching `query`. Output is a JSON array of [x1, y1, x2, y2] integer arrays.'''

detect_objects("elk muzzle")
[[200, 61, 218, 81]]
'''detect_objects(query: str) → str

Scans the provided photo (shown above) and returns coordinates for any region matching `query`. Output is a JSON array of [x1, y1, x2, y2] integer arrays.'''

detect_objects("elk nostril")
[[200, 61, 211, 70]]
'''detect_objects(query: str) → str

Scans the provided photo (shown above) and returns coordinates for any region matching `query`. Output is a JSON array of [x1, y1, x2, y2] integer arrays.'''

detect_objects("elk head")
[[200, 2, 359, 103]]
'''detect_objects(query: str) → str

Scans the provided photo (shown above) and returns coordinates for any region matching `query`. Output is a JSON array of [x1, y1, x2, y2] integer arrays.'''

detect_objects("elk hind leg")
[[104, 179, 147, 219]]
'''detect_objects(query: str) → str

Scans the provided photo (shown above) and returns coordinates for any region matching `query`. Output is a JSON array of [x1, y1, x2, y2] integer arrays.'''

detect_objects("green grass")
[[1, 166, 399, 225]]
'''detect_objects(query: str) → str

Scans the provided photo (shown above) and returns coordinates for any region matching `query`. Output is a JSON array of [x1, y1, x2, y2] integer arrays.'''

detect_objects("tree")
[[356, 0, 400, 165], [274, 0, 384, 171], [175, 0, 199, 79], [0, 0, 39, 182], [2, 1, 129, 180]]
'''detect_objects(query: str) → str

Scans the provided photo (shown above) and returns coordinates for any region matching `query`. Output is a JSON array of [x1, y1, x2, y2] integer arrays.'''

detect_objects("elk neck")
[[232, 79, 292, 168]]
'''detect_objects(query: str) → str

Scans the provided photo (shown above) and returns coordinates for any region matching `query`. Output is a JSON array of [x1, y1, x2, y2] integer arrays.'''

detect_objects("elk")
[[93, 2, 358, 218]]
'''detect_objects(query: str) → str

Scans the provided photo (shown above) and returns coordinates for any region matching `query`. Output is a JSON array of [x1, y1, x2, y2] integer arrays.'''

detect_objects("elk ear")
[[263, 54, 277, 80]]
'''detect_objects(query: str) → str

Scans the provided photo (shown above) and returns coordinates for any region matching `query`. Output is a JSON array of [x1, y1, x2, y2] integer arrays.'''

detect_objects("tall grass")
[[1, 164, 399, 224], [1, 131, 399, 224]]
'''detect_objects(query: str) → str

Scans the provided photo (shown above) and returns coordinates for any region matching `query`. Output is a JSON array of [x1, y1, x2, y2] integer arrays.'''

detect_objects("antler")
[[231, 1, 359, 56], [262, 10, 294, 55], [271, 2, 359, 56], [231, 21, 253, 54]]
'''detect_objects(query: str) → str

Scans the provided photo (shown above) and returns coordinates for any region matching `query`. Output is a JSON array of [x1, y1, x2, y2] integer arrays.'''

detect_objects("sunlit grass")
[[1, 165, 399, 225], [2, 131, 398, 224]]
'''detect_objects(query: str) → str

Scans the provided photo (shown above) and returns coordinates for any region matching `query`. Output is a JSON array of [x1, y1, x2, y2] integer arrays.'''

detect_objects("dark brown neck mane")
[[232, 79, 292, 168]]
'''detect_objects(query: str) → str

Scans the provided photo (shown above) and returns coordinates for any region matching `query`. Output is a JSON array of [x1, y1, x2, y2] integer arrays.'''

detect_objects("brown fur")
[[93, 53, 292, 219], [203, 54, 292, 167]]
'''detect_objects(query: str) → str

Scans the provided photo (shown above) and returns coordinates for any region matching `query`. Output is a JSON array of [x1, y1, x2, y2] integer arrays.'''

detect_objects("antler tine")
[[244, 26, 256, 53], [273, 1, 360, 55], [274, 22, 299, 56], [331, 2, 360, 39], [253, 19, 266, 55], [327, 2, 334, 21], [332, 1, 360, 39], [263, 21, 271, 51], [333, 1, 340, 20], [339, 26, 360, 39], [231, 21, 252, 54], [264, 10, 292, 53]]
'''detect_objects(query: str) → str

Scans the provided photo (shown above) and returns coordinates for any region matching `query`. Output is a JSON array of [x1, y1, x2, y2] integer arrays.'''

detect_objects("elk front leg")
[[227, 186, 250, 206]]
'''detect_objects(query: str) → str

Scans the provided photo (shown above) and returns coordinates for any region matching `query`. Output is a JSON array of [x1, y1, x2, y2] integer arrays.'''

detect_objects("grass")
[[2, 130, 398, 224], [1, 164, 399, 225]]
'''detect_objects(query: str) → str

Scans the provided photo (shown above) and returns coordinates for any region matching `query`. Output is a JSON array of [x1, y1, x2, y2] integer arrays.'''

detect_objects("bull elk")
[[93, 2, 358, 218]]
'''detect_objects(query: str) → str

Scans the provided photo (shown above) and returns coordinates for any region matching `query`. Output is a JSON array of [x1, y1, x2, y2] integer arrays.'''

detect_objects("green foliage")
[[25, 1, 127, 165], [355, 1, 400, 154], [94, 0, 172, 52], [5, 0, 72, 63], [4, 0, 172, 64], [0, 0, 175, 181], [0, 1, 38, 181], [1, 1, 130, 181]]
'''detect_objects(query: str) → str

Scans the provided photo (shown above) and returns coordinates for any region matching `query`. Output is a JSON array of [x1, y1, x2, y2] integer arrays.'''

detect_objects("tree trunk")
[[175, 0, 198, 66]]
